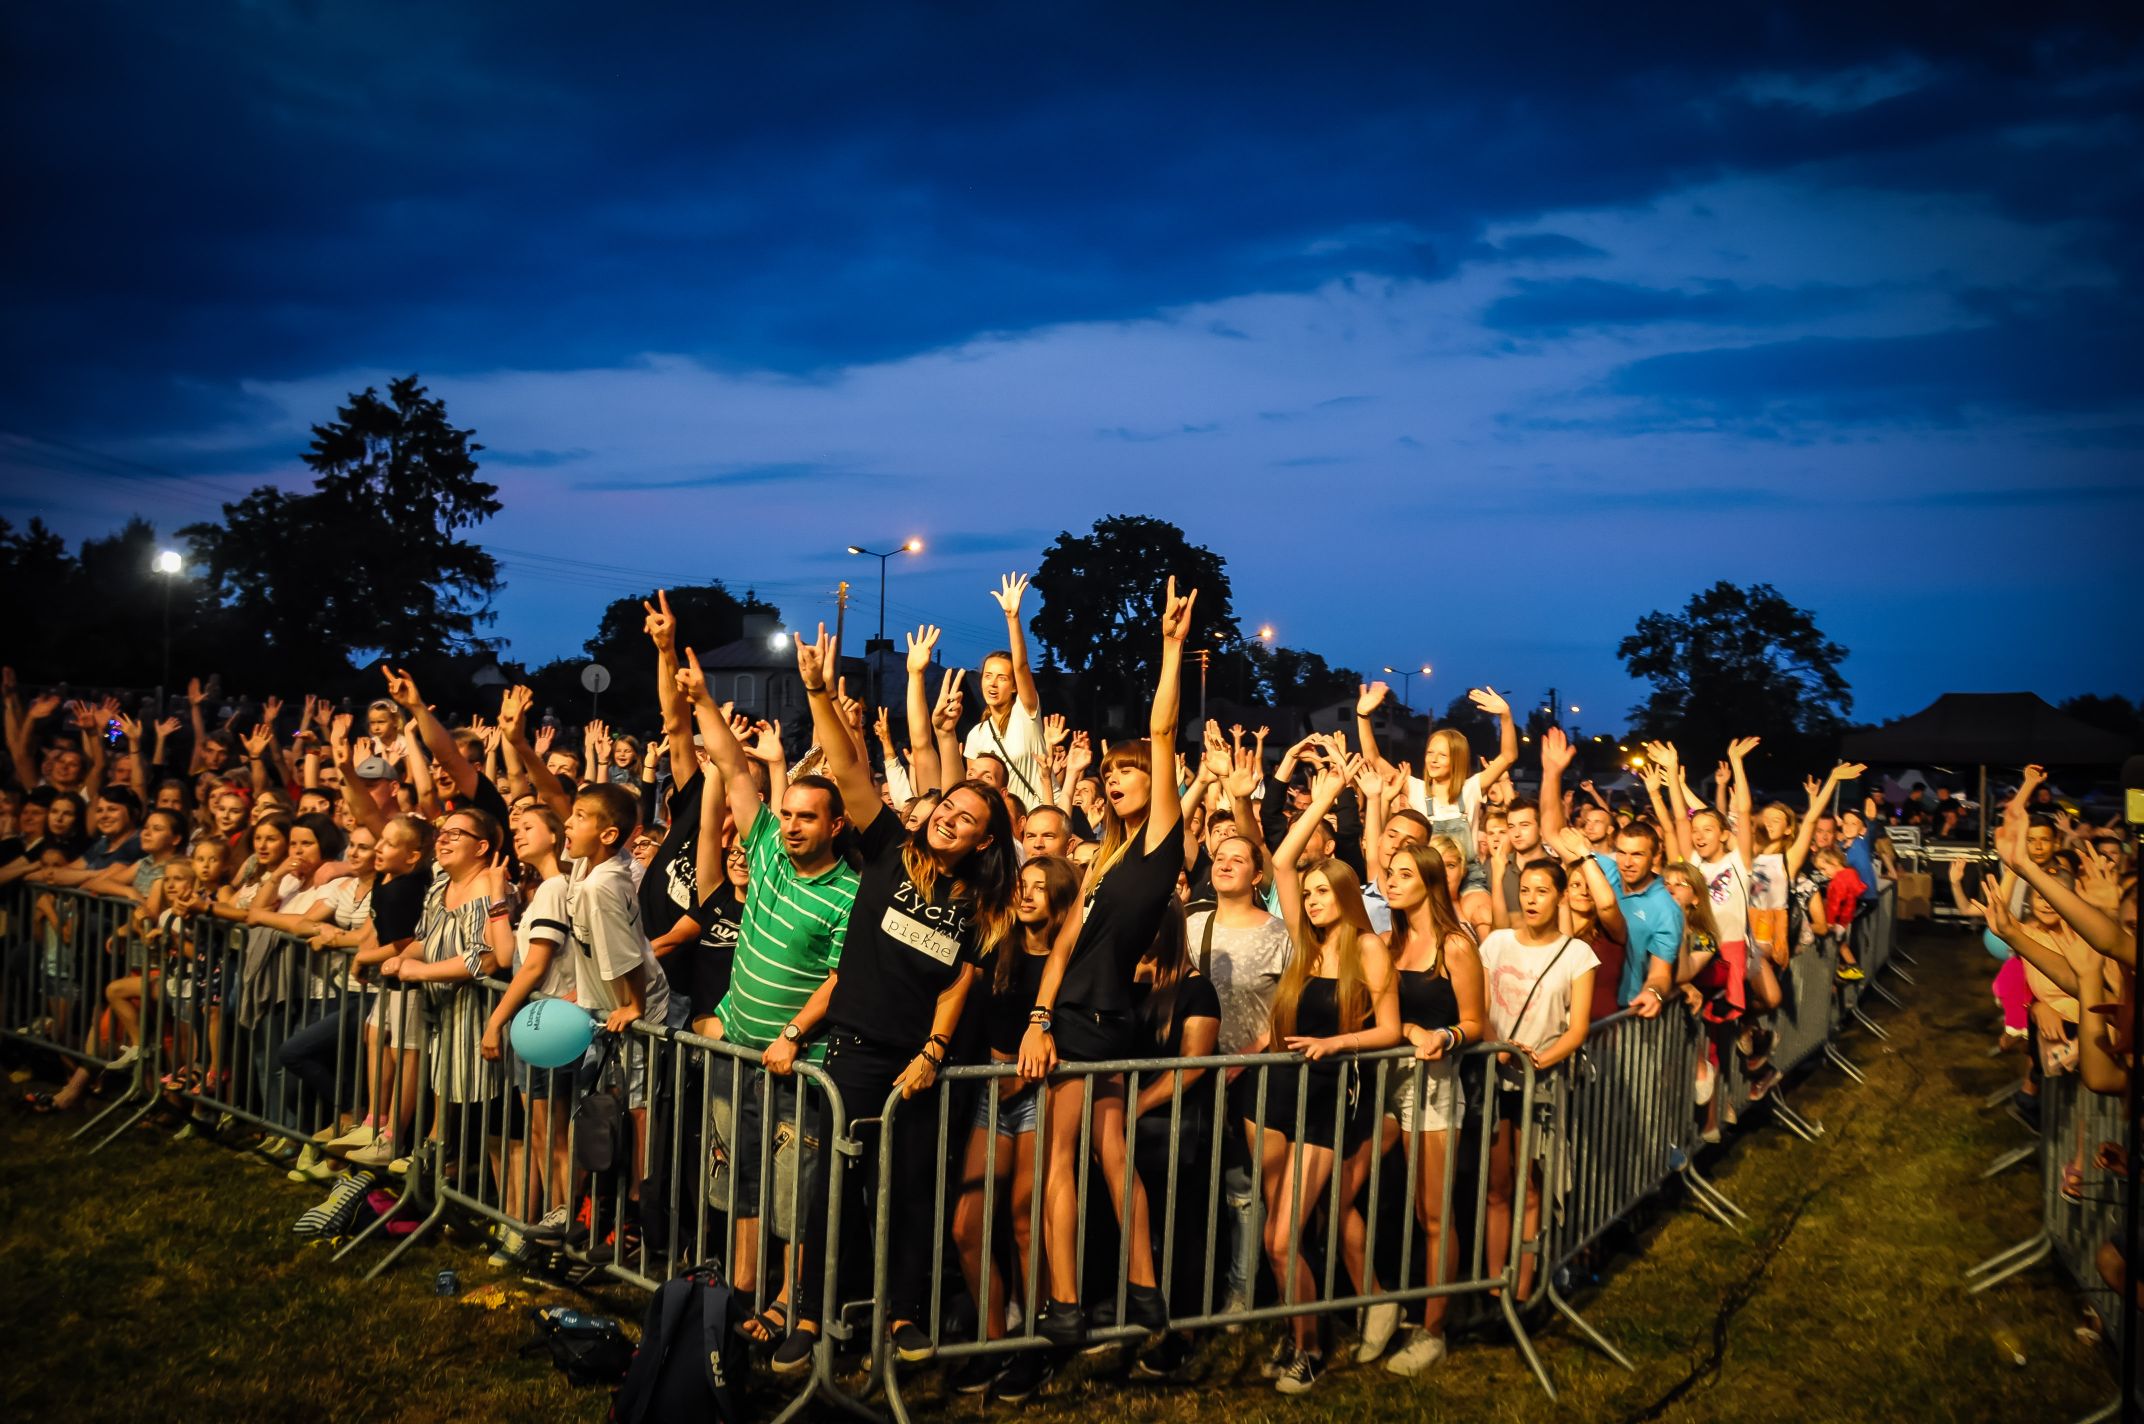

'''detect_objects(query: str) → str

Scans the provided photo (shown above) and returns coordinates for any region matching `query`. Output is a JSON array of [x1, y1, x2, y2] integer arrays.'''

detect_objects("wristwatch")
[[781, 1022, 803, 1044]]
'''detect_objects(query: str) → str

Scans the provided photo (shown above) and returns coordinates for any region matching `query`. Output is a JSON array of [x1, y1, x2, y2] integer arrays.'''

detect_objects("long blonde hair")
[[1269, 856, 1375, 1042], [1427, 727, 1470, 805], [1663, 861, 1723, 945]]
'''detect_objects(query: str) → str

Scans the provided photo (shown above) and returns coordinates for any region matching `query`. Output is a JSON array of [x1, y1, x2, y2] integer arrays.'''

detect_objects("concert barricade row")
[[0, 880, 1911, 1420]]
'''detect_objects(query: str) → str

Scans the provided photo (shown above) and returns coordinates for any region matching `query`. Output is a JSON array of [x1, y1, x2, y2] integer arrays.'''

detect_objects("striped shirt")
[[712, 801, 858, 1059]]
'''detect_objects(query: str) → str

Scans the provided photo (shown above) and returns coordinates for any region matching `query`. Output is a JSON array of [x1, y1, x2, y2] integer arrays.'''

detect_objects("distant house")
[[693, 614, 868, 743], [1302, 697, 1426, 752]]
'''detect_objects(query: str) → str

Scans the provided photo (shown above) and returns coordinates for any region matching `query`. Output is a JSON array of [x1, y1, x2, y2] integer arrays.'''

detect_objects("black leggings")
[[795, 1029, 943, 1327]]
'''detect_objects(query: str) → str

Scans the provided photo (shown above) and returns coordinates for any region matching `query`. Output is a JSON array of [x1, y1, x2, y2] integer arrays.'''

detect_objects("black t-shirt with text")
[[680, 882, 742, 1018], [1058, 818, 1185, 1014], [639, 770, 704, 942], [827, 812, 984, 1051]]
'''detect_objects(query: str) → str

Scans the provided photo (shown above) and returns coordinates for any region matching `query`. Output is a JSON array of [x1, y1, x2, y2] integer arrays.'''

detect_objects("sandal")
[[736, 1300, 789, 1347], [2063, 1162, 2087, 1205], [22, 1091, 57, 1114]]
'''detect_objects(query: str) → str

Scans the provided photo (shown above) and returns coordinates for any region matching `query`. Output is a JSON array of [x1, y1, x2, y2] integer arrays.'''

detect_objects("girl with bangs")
[[1356, 682, 1519, 937], [1251, 755, 1400, 1394], [949, 853, 1081, 1398], [1018, 578, 1199, 1347], [767, 625, 1019, 1371]]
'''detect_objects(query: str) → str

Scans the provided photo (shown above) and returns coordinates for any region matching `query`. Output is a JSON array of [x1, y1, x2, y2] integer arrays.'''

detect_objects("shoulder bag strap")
[[1198, 908, 1218, 978]]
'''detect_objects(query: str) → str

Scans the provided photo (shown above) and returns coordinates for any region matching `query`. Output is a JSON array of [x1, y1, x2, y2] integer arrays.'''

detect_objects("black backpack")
[[611, 1267, 749, 1424], [574, 1033, 627, 1173], [521, 1306, 635, 1387]]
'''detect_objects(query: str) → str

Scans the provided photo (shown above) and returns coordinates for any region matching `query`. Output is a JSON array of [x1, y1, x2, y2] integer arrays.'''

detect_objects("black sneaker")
[[1126, 1283, 1167, 1332], [1132, 1332, 1192, 1379], [1275, 1348, 1322, 1395], [1035, 1299, 1084, 1346], [995, 1349, 1057, 1402], [770, 1328, 817, 1378], [890, 1321, 935, 1363], [948, 1353, 1003, 1394]]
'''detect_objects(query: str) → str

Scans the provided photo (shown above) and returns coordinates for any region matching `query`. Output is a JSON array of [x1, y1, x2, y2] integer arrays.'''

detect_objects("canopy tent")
[[1841, 692, 2132, 767], [1840, 692, 2132, 850]]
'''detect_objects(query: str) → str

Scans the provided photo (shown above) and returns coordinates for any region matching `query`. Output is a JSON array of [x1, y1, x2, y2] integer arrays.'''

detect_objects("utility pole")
[[1195, 648, 1212, 727]]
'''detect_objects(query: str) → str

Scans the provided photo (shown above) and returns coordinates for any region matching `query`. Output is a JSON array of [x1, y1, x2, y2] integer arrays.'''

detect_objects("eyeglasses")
[[435, 827, 478, 845], [725, 850, 750, 865]]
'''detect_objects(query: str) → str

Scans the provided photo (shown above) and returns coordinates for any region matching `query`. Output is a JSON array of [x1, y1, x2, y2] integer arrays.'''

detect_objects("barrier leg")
[[363, 1141, 449, 1280], [1677, 1158, 1747, 1226], [1865, 980, 1907, 1011], [1964, 1231, 2051, 1293], [2071, 1396, 2120, 1424], [1986, 1080, 2027, 1111], [1541, 1275, 1636, 1371], [1824, 1044, 1867, 1086], [1979, 1144, 2040, 1181], [1888, 960, 1919, 986], [1768, 1085, 1824, 1142], [1851, 1007, 1891, 1041]]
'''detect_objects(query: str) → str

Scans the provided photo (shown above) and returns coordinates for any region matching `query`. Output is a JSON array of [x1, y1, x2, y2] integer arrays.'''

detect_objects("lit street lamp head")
[[153, 550, 183, 575]]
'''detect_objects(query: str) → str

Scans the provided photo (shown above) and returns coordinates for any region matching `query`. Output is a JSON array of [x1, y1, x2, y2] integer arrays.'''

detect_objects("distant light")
[[845, 545, 863, 555], [904, 537, 924, 554], [770, 631, 790, 651], [1419, 665, 1431, 675], [153, 550, 183, 575], [1570, 704, 1581, 713], [1257, 625, 1274, 642]]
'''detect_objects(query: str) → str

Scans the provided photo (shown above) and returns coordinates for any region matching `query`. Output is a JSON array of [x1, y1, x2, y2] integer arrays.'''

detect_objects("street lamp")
[[153, 550, 183, 712], [847, 538, 923, 705], [1382, 663, 1432, 711]]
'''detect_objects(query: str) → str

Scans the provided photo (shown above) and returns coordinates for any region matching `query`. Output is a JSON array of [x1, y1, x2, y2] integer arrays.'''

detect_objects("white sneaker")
[[345, 1140, 396, 1168], [1355, 1301, 1401, 1362], [387, 1156, 411, 1176], [286, 1145, 335, 1183], [326, 1123, 377, 1153], [1274, 1350, 1322, 1395], [488, 1227, 527, 1266], [528, 1205, 571, 1242], [1384, 1328, 1447, 1377], [110, 1044, 141, 1069]]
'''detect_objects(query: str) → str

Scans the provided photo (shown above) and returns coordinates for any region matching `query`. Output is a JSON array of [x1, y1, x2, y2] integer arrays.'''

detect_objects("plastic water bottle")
[[435, 1269, 458, 1297]]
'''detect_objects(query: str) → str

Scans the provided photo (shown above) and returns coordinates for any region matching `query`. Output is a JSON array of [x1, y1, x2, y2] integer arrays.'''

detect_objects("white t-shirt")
[[1749, 852, 1788, 912], [514, 875, 577, 1002], [963, 701, 1046, 807], [567, 855, 670, 1022], [1691, 849, 1752, 945], [1478, 928, 1599, 1058]]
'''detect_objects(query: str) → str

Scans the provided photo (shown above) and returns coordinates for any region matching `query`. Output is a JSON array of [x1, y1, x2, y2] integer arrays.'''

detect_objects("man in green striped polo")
[[711, 779, 859, 1056]]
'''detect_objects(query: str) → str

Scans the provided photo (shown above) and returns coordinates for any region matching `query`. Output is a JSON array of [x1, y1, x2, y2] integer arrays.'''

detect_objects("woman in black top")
[[769, 625, 1018, 1372], [1019, 578, 1197, 1344], [949, 854, 1080, 1390], [1372, 840, 1485, 1374]]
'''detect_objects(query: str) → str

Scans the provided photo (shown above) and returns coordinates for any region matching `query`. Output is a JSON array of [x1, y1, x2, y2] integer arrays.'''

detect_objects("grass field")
[[0, 924, 2121, 1423]]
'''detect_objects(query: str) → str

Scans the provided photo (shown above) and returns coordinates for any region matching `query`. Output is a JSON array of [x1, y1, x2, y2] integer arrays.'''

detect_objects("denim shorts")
[[969, 1079, 1041, 1136]]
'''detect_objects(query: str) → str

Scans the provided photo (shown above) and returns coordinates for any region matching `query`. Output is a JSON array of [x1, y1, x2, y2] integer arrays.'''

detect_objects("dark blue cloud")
[[570, 462, 865, 492], [1483, 278, 1868, 334], [5, 1, 2138, 439]]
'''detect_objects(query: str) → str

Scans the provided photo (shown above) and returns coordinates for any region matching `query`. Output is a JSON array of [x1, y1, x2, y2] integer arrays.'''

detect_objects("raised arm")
[[497, 686, 569, 820], [899, 625, 943, 795], [327, 717, 388, 838], [1786, 763, 1859, 880], [1727, 736, 1759, 865], [1638, 761, 1676, 854], [796, 625, 879, 832], [383, 666, 478, 799], [930, 668, 966, 796], [989, 573, 1042, 716], [1999, 814, 2134, 965], [637, 590, 695, 790], [1353, 681, 1394, 777], [1649, 742, 1693, 860], [185, 677, 211, 774], [1554, 828, 1627, 945], [1538, 726, 1575, 841], [1275, 758, 1352, 928], [1143, 576, 1196, 853], [681, 647, 768, 822], [1469, 687, 1519, 789]]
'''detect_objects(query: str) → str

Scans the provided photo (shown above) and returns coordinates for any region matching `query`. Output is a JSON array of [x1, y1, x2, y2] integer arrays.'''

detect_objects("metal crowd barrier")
[[1967, 1068, 2128, 1422], [863, 1043, 1567, 1418], [1, 881, 1921, 1421]]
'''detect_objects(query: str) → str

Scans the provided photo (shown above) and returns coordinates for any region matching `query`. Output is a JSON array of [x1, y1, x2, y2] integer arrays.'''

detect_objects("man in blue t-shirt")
[[1594, 821, 1682, 1014]]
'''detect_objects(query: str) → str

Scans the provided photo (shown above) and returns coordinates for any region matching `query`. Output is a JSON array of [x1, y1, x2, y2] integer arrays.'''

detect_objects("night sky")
[[4, 3, 2141, 725]]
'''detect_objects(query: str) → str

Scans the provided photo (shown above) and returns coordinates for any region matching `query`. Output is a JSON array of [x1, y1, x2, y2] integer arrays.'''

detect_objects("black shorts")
[[1053, 1004, 1136, 1064]]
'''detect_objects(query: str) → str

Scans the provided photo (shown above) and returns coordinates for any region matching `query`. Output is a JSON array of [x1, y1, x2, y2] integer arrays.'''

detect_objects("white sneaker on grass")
[[1384, 1328, 1447, 1376], [325, 1123, 377, 1153], [1355, 1301, 1401, 1362]]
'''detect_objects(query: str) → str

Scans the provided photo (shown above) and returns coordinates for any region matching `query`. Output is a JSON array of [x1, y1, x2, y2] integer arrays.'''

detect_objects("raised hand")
[[497, 685, 531, 735], [1834, 761, 1867, 782], [1468, 687, 1510, 718], [904, 624, 940, 674], [381, 665, 422, 710], [329, 713, 353, 763], [931, 669, 967, 732], [532, 724, 556, 758], [1550, 826, 1592, 863], [259, 694, 284, 730], [2078, 843, 2121, 911], [642, 588, 676, 648], [153, 715, 182, 741], [794, 623, 836, 689], [116, 713, 142, 744], [1042, 712, 1068, 750], [1356, 681, 1389, 716], [1727, 735, 1761, 762], [834, 681, 865, 738], [1540, 725, 1575, 774], [745, 720, 785, 764], [299, 695, 318, 731], [1803, 774, 1824, 801], [2019, 764, 2047, 792], [675, 649, 709, 704], [873, 704, 894, 747], [186, 677, 205, 708], [1065, 730, 1093, 777], [1159, 575, 1198, 644], [241, 721, 275, 758], [1224, 744, 1262, 799], [989, 573, 1029, 617]]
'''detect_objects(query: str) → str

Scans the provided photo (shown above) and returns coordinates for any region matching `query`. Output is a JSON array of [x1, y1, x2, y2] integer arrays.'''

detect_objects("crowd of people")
[[4, 570, 2126, 1404]]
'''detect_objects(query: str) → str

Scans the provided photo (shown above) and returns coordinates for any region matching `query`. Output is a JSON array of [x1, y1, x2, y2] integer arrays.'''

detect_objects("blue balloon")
[[510, 998, 595, 1069]]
